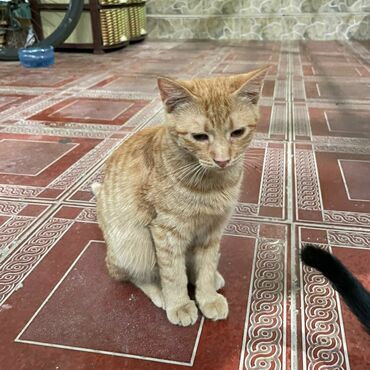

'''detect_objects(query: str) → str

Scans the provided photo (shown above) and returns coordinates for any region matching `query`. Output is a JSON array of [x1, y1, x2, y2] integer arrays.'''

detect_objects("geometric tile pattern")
[[0, 40, 369, 370]]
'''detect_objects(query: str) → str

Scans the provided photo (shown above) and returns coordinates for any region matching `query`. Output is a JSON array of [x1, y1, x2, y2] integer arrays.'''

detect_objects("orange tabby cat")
[[93, 66, 269, 326]]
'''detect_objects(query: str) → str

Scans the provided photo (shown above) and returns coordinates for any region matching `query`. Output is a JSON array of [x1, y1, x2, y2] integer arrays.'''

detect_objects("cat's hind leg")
[[106, 252, 130, 282], [104, 224, 164, 308], [215, 270, 225, 291], [133, 280, 165, 309]]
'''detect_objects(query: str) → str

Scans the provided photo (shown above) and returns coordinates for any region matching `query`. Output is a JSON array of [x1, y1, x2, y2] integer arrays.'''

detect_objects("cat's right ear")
[[157, 77, 195, 113]]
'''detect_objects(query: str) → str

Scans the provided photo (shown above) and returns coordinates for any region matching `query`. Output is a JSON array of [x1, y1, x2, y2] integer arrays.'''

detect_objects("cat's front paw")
[[199, 293, 229, 321], [166, 301, 198, 326]]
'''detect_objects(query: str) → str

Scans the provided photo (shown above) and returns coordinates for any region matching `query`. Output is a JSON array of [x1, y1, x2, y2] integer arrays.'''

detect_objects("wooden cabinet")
[[33, 0, 147, 53]]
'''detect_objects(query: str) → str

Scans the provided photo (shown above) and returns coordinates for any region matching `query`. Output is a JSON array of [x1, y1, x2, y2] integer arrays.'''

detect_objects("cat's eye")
[[192, 133, 209, 142], [230, 128, 246, 138]]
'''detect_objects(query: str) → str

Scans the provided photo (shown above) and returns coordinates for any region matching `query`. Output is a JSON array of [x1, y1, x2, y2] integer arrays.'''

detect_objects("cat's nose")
[[214, 159, 230, 168]]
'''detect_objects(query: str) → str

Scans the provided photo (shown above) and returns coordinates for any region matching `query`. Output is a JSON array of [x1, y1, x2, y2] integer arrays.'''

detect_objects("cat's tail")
[[301, 244, 370, 334], [91, 182, 102, 196]]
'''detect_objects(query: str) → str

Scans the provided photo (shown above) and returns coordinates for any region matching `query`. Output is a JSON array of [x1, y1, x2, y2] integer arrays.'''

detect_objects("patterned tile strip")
[[260, 147, 285, 208], [328, 230, 370, 249], [295, 149, 322, 211], [0, 218, 73, 305], [302, 245, 347, 370], [243, 238, 285, 370]]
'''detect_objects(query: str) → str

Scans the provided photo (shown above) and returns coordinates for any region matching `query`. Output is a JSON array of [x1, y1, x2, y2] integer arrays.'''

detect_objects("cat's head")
[[157, 66, 269, 170]]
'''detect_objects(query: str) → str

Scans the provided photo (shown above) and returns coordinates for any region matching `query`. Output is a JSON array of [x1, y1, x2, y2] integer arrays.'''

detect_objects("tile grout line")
[[283, 42, 291, 370], [287, 41, 299, 370]]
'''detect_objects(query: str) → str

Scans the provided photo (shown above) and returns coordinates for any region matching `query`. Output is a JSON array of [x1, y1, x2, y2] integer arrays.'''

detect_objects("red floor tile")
[[305, 106, 370, 139], [0, 94, 35, 113], [91, 75, 158, 94], [294, 143, 370, 227], [305, 80, 370, 101], [30, 98, 148, 126], [0, 69, 78, 88]]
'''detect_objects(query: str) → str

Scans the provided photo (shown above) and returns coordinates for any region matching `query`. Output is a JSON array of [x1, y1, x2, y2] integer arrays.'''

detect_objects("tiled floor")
[[0, 40, 369, 370]]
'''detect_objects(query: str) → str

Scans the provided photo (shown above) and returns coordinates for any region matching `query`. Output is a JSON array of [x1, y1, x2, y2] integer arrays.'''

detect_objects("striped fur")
[[95, 67, 269, 326]]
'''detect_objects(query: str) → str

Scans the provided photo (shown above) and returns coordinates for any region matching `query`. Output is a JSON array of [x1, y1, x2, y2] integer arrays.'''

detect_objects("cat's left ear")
[[157, 76, 196, 113], [231, 65, 271, 105]]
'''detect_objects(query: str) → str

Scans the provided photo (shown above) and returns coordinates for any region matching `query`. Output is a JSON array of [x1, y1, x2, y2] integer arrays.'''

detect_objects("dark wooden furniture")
[[32, 0, 147, 54]]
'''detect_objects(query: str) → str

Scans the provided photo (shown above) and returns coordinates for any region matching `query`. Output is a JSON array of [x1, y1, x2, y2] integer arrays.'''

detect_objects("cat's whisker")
[[178, 164, 201, 184], [243, 158, 262, 165], [218, 190, 232, 203], [172, 164, 198, 181], [199, 160, 215, 168], [158, 161, 197, 182], [243, 159, 263, 167], [187, 164, 203, 186], [197, 166, 208, 185], [243, 164, 263, 174], [193, 165, 207, 187], [164, 161, 195, 176], [234, 154, 262, 169], [234, 154, 245, 162], [160, 168, 197, 190]]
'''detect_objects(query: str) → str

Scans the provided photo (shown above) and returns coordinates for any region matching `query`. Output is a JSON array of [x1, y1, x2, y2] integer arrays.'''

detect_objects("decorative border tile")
[[0, 216, 34, 260], [242, 238, 285, 370], [0, 217, 73, 305], [301, 244, 348, 370], [225, 219, 259, 238], [328, 230, 370, 248], [294, 148, 323, 212], [0, 201, 27, 216], [0, 185, 44, 198], [260, 147, 285, 208], [323, 210, 370, 228]]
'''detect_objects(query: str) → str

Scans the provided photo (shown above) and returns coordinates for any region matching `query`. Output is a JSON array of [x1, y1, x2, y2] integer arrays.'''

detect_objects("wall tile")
[[280, 0, 368, 13], [240, 0, 283, 14], [203, 0, 242, 15], [145, 0, 370, 40], [145, 0, 203, 15], [147, 16, 240, 40]]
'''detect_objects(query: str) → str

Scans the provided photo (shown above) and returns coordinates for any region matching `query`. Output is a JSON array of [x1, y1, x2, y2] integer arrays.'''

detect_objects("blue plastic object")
[[18, 46, 55, 68]]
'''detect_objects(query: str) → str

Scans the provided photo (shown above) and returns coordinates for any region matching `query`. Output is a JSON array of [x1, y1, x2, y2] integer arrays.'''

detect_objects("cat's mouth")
[[198, 160, 233, 170], [198, 160, 217, 169]]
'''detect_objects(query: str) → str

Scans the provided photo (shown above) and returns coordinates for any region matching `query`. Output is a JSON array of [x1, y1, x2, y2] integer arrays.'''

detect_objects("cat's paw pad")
[[199, 293, 229, 321], [167, 301, 198, 326], [215, 271, 225, 291]]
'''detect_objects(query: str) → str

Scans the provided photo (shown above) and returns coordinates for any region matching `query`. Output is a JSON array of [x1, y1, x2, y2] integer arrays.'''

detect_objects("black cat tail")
[[301, 244, 370, 334]]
